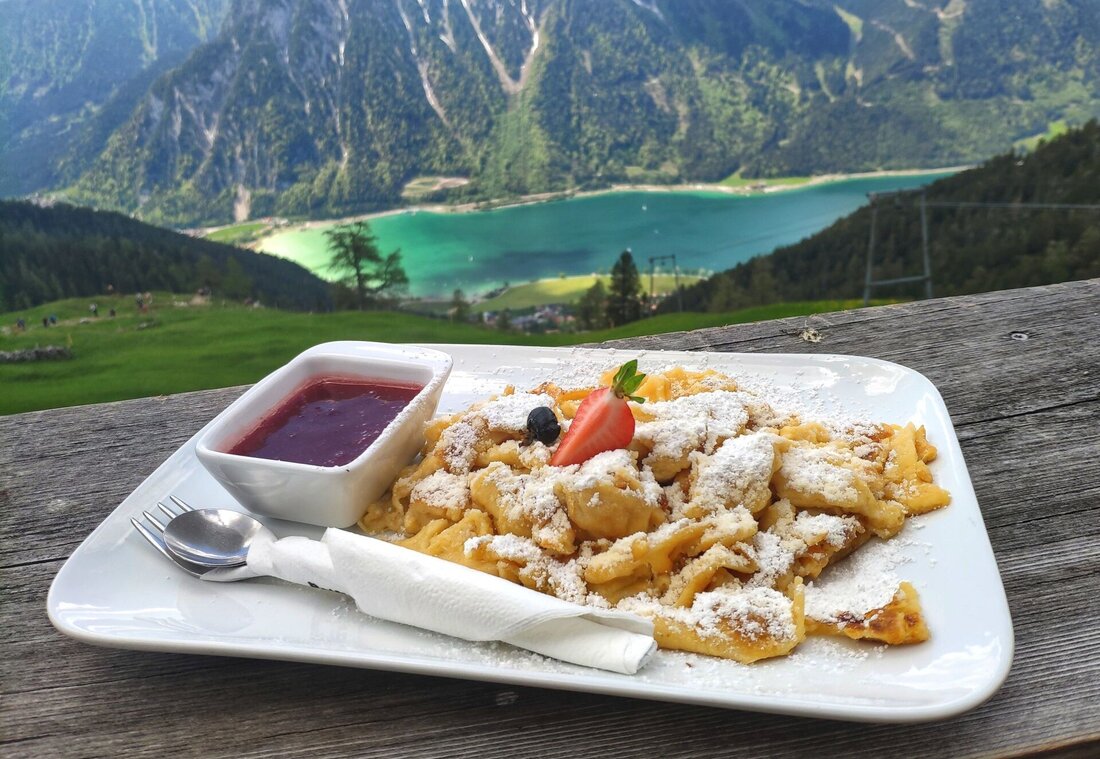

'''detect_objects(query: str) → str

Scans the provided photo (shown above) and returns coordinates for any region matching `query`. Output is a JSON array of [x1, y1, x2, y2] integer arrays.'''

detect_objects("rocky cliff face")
[[40, 0, 1100, 224], [0, 0, 231, 195]]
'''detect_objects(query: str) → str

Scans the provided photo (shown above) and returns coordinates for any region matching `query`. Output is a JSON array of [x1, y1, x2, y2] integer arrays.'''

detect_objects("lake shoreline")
[[248, 169, 959, 301], [201, 166, 967, 239], [480, 165, 970, 213]]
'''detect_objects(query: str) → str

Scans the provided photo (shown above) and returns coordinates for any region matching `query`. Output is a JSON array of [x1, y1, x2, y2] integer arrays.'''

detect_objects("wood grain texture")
[[2, 280, 1098, 758]]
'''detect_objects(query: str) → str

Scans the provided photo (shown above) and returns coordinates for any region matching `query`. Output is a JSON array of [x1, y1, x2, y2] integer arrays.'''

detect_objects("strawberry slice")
[[550, 360, 646, 467]]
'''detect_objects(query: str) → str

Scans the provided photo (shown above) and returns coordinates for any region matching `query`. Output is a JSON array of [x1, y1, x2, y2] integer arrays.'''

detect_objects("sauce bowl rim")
[[195, 341, 453, 476]]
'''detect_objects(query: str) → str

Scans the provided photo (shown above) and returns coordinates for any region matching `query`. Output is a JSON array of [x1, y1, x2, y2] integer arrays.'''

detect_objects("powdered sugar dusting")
[[639, 391, 750, 452], [473, 392, 553, 433], [464, 533, 589, 604], [693, 586, 797, 641], [467, 532, 543, 563], [634, 417, 706, 472], [804, 538, 910, 623], [746, 530, 799, 589], [410, 470, 469, 510], [689, 432, 777, 512], [439, 420, 480, 473], [790, 512, 860, 549], [559, 449, 662, 508], [481, 465, 569, 538], [621, 585, 797, 643], [375, 350, 950, 675], [779, 445, 859, 504]]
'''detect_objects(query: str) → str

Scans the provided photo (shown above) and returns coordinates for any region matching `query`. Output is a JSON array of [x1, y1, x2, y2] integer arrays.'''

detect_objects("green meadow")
[[472, 274, 703, 313], [1013, 120, 1070, 152], [203, 221, 272, 245], [719, 172, 812, 189], [1, 294, 883, 415]]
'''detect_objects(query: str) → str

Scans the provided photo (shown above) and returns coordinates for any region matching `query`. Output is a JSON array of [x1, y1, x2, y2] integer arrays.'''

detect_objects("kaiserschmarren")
[[360, 366, 950, 664]]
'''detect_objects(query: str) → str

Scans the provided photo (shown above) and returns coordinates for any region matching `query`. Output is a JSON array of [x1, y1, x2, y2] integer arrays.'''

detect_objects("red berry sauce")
[[226, 377, 423, 467]]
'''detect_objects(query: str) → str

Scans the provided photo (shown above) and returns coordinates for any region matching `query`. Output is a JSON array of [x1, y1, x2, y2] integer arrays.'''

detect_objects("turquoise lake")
[[259, 173, 953, 297]]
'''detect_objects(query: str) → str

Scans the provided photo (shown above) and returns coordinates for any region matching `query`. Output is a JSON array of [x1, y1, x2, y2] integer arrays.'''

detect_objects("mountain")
[[0, 0, 231, 197], [0, 199, 332, 311], [27, 0, 1100, 225], [662, 121, 1100, 314]]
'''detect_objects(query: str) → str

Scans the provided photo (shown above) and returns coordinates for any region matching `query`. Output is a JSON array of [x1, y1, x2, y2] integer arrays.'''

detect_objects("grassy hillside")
[[1, 294, 881, 415], [472, 274, 703, 313], [0, 200, 332, 311], [203, 221, 271, 245], [668, 121, 1100, 313]]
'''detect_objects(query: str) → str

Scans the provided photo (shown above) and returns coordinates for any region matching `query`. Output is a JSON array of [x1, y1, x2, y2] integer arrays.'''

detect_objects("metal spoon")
[[131, 517, 227, 578], [162, 509, 274, 568]]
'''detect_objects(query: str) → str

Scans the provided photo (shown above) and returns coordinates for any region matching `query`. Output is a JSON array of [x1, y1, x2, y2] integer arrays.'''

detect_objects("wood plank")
[[0, 387, 244, 566], [3, 281, 1099, 758]]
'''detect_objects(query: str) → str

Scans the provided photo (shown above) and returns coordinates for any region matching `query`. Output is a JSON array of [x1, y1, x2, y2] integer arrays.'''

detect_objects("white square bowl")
[[195, 341, 452, 527]]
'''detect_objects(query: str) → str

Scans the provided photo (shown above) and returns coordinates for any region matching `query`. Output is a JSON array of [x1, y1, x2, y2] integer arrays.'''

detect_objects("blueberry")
[[526, 406, 561, 445]]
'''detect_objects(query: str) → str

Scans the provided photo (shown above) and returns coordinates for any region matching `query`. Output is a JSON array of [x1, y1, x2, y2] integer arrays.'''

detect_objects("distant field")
[[401, 175, 470, 199], [1, 294, 516, 414], [472, 274, 704, 313], [1014, 120, 1069, 152], [719, 173, 812, 189], [1, 295, 886, 414], [555, 300, 886, 340], [203, 221, 271, 244]]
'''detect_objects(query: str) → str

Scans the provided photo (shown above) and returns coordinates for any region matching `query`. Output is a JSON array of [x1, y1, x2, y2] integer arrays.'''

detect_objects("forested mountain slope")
[[664, 121, 1100, 313], [0, 0, 231, 197], [51, 0, 1100, 225], [0, 200, 331, 311]]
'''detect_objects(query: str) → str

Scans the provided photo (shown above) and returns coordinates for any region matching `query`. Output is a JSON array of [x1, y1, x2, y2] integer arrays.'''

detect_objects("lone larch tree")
[[325, 221, 408, 309]]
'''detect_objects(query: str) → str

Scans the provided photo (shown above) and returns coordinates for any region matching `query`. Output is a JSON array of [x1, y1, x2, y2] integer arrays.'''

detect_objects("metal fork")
[[129, 495, 207, 576]]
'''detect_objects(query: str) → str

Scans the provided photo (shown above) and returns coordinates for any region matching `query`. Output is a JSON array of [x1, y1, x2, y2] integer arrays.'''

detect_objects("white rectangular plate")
[[48, 345, 1013, 723]]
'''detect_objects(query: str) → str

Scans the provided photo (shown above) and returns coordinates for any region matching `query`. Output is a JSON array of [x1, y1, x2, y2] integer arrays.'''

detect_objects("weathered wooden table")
[[2, 280, 1098, 758]]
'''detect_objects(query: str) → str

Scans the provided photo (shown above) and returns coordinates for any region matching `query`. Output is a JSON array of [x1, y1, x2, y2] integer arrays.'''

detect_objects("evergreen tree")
[[221, 258, 253, 300], [324, 221, 408, 309], [707, 276, 746, 313], [606, 251, 643, 326], [0, 200, 332, 311], [451, 289, 470, 322], [497, 308, 512, 332], [663, 121, 1100, 314], [576, 280, 609, 329]]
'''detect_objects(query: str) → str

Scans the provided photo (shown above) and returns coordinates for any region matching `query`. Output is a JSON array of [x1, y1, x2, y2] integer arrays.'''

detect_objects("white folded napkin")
[[205, 529, 656, 674]]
